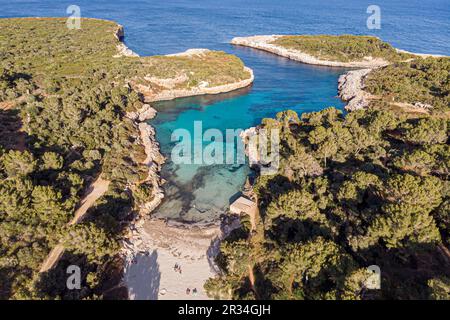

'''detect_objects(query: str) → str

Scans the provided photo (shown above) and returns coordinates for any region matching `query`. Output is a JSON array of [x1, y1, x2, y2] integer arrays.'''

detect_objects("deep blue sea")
[[2, 0, 449, 222]]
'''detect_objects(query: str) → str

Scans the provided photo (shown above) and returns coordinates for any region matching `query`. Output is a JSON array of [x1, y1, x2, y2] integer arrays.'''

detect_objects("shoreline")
[[115, 27, 254, 300], [122, 215, 240, 300], [337, 69, 373, 111], [230, 35, 385, 112], [231, 35, 447, 112]]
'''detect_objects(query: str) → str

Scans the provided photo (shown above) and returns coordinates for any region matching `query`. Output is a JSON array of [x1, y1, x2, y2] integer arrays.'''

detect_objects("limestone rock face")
[[114, 24, 125, 41], [113, 24, 139, 57]]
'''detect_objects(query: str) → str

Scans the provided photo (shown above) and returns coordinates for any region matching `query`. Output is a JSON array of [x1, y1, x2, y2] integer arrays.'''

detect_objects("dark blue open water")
[[2, 0, 449, 222]]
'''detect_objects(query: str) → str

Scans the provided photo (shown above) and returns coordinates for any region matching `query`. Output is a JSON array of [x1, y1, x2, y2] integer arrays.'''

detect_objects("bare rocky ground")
[[119, 45, 252, 298]]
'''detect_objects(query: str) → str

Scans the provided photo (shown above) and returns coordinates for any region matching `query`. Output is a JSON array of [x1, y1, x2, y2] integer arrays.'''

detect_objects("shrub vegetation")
[[271, 35, 412, 63], [207, 108, 450, 300]]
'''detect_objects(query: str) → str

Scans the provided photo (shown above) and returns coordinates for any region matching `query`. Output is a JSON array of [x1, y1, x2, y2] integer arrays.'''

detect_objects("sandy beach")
[[122, 218, 239, 300]]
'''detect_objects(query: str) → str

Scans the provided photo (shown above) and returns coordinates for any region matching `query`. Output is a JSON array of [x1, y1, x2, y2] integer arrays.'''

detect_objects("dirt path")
[[39, 177, 110, 273], [438, 244, 450, 265], [39, 245, 65, 273], [0, 101, 15, 110]]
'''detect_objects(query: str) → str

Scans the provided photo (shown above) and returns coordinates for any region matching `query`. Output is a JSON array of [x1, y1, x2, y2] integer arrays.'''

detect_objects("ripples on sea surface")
[[2, 0, 449, 222]]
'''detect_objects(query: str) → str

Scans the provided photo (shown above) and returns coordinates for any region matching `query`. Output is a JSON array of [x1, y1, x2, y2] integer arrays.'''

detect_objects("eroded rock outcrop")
[[126, 103, 157, 122], [137, 121, 165, 214]]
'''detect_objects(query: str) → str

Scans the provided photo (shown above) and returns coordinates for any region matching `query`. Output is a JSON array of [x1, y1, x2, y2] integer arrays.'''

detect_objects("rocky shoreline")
[[121, 87, 249, 299], [231, 35, 446, 113], [126, 104, 165, 215], [231, 35, 390, 68], [137, 64, 254, 102], [230, 35, 389, 112], [113, 24, 139, 57], [121, 101, 242, 298], [337, 69, 373, 111], [113, 27, 254, 299]]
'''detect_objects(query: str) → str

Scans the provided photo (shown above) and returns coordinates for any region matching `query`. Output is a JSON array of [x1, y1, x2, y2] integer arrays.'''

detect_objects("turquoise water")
[[3, 0, 449, 222], [151, 49, 346, 222]]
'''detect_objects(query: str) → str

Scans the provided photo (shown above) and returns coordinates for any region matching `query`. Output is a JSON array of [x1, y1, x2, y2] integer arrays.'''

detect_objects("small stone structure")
[[230, 196, 257, 215]]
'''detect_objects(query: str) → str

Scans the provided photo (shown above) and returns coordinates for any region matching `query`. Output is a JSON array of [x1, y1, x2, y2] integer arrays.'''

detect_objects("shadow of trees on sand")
[[125, 250, 161, 300]]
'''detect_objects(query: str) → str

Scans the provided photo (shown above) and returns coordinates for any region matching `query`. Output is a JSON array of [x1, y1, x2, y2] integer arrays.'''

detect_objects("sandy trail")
[[39, 177, 110, 273]]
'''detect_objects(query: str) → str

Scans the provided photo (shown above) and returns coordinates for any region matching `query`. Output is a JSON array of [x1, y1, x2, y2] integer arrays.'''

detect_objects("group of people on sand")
[[174, 263, 198, 296], [174, 263, 182, 274], [186, 288, 198, 296]]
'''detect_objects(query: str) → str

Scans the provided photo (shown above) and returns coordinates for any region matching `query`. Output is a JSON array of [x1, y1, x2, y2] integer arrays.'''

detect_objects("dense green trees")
[[208, 108, 449, 300], [61, 224, 119, 263], [365, 57, 450, 113], [427, 277, 450, 299]]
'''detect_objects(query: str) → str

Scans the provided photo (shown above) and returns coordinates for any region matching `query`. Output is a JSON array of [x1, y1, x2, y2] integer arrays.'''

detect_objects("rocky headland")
[[232, 35, 447, 112], [136, 53, 254, 102]]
